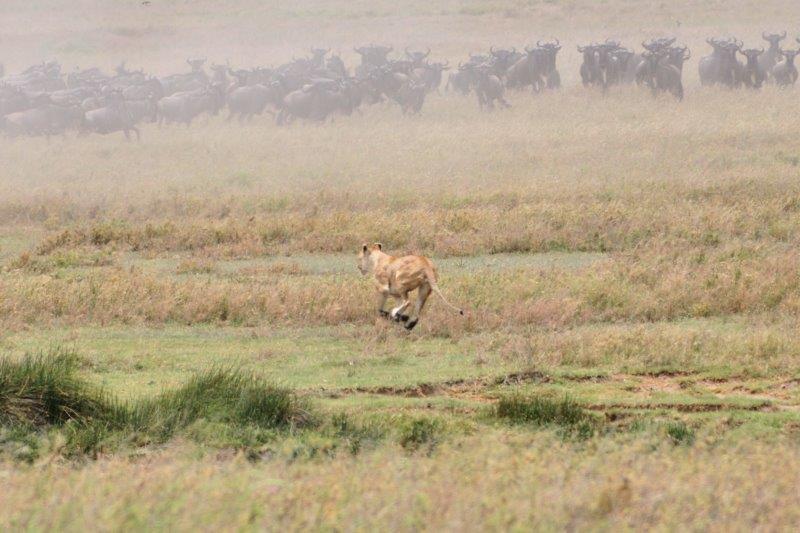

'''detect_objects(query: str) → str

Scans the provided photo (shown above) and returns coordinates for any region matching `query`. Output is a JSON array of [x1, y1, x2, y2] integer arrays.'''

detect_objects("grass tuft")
[[495, 394, 596, 438], [0, 351, 312, 459], [0, 349, 117, 428]]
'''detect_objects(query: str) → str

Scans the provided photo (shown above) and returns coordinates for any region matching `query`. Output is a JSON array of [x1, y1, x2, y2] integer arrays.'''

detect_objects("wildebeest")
[[506, 45, 547, 91], [738, 48, 766, 89], [354, 45, 393, 78], [226, 83, 279, 121], [2, 99, 83, 137], [699, 38, 742, 87], [394, 80, 427, 114], [772, 47, 799, 87], [276, 80, 344, 124], [445, 65, 474, 95], [538, 39, 562, 89], [462, 64, 510, 110], [83, 96, 141, 140], [759, 31, 787, 82], [157, 84, 224, 125], [405, 47, 431, 67], [639, 49, 684, 100], [411, 60, 449, 93]]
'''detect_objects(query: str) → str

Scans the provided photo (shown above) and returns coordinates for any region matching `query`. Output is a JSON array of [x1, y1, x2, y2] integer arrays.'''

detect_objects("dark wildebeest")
[[738, 48, 766, 89], [538, 39, 562, 89], [462, 64, 510, 110], [639, 49, 684, 100]]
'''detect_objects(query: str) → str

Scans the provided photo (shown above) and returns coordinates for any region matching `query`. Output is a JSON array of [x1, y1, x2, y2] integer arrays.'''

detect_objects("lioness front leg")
[[376, 290, 390, 318]]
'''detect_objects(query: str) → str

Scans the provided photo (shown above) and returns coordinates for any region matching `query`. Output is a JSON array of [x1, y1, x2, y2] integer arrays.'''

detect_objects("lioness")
[[358, 243, 463, 330]]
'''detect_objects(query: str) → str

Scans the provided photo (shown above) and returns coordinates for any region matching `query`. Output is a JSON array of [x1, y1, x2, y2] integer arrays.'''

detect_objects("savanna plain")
[[3, 0, 800, 530]]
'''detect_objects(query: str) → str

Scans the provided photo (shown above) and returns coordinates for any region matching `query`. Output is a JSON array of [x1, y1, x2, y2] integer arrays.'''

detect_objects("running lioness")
[[358, 243, 463, 330]]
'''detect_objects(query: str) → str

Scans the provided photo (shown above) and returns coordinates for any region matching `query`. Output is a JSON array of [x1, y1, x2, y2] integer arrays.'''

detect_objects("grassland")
[[4, 0, 800, 530]]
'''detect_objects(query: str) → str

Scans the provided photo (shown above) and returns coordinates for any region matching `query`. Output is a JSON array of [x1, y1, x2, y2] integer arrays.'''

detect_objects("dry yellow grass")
[[3, 433, 800, 531]]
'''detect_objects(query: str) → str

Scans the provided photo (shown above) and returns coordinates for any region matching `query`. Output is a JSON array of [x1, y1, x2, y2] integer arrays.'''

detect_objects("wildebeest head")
[[780, 47, 800, 65], [405, 47, 431, 66], [354, 45, 393, 67], [666, 45, 691, 70], [186, 58, 206, 73], [739, 48, 763, 67], [326, 55, 347, 77], [763, 31, 787, 50], [310, 48, 330, 67]]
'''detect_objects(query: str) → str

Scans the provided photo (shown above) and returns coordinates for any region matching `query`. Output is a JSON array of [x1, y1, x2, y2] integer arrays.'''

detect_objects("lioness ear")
[[374, 242, 382, 251], [362, 243, 369, 253]]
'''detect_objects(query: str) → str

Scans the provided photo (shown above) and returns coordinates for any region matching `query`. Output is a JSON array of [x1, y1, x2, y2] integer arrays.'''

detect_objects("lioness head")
[[358, 242, 382, 275]]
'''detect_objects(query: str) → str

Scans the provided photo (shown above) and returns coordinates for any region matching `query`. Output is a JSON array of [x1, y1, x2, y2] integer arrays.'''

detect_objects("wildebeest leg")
[[132, 126, 140, 141], [390, 292, 411, 323], [123, 129, 130, 141], [405, 284, 431, 331]]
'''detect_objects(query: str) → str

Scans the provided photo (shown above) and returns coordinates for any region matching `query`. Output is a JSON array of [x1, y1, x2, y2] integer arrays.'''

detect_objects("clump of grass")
[[126, 369, 312, 439], [0, 349, 117, 427], [399, 417, 442, 452], [176, 258, 216, 274], [664, 421, 695, 446], [494, 394, 597, 438], [0, 351, 313, 460]]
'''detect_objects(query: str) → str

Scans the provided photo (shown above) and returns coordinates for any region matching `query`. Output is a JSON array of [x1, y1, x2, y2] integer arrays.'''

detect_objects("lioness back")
[[388, 255, 430, 295]]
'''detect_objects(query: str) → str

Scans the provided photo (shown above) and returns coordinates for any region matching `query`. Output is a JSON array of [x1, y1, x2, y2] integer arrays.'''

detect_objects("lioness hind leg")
[[390, 293, 411, 323], [405, 284, 432, 331]]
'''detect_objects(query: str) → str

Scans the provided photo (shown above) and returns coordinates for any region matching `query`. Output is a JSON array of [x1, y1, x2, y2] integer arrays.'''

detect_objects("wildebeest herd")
[[1, 32, 799, 139]]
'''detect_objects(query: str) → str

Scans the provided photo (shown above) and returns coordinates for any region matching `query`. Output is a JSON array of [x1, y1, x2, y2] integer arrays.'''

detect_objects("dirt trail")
[[305, 369, 800, 414]]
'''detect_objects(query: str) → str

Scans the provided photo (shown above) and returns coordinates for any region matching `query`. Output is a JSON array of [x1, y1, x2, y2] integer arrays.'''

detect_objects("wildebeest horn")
[[537, 40, 544, 47], [526, 45, 535, 53], [553, 38, 560, 46], [781, 31, 787, 39], [577, 45, 585, 52], [490, 46, 497, 56], [683, 48, 691, 60], [442, 59, 449, 67]]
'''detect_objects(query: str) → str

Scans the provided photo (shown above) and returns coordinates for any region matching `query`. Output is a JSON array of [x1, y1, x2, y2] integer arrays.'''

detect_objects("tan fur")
[[358, 243, 463, 330]]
